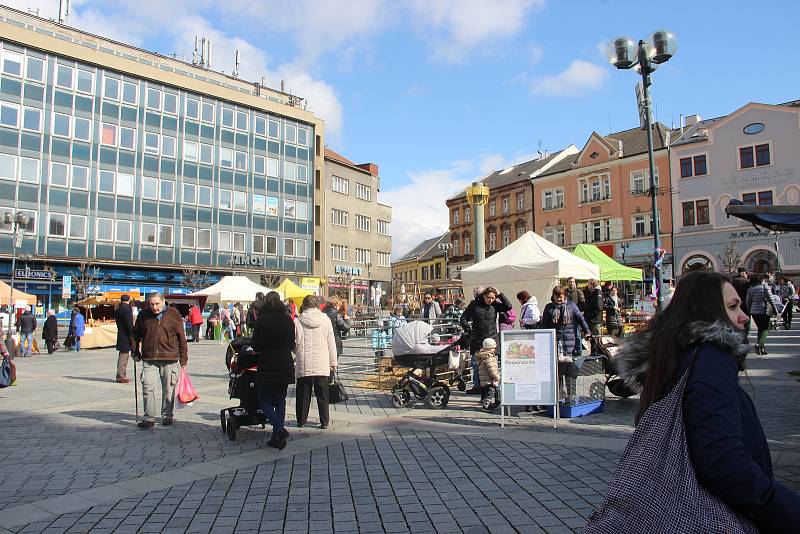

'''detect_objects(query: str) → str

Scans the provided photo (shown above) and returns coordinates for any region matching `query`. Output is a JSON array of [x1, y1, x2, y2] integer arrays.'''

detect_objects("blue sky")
[[7, 0, 800, 256]]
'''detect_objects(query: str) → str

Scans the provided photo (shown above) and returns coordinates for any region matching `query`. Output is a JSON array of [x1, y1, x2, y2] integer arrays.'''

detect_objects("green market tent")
[[573, 244, 643, 282]]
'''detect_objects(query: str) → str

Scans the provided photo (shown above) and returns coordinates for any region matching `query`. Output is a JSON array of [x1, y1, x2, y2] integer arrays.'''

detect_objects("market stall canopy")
[[0, 280, 36, 306], [572, 244, 643, 281], [275, 278, 314, 305], [188, 276, 282, 303], [724, 200, 800, 232], [460, 231, 600, 311]]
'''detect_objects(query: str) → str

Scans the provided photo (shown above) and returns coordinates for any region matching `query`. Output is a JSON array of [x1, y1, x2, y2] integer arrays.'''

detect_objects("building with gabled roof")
[[391, 232, 460, 302]]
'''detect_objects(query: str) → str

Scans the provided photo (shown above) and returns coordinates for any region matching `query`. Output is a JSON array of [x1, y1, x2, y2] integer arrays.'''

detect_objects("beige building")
[[320, 148, 391, 306]]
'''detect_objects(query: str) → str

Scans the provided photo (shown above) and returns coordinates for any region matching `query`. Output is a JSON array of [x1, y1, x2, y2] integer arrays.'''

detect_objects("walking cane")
[[133, 358, 140, 423]]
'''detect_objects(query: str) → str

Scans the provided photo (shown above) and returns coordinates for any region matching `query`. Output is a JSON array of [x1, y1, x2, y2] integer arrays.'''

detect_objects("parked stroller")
[[220, 337, 266, 441], [591, 335, 636, 398], [389, 321, 470, 409]]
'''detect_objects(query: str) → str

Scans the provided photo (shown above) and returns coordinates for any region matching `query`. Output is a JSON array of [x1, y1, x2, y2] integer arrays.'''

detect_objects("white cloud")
[[531, 60, 609, 96]]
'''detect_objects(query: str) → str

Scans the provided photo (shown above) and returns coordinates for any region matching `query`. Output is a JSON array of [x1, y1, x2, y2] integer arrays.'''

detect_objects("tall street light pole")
[[465, 182, 489, 264], [3, 211, 28, 336], [607, 29, 678, 312]]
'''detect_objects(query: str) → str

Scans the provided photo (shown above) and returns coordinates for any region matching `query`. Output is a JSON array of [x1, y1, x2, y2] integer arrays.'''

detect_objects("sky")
[[5, 0, 800, 257]]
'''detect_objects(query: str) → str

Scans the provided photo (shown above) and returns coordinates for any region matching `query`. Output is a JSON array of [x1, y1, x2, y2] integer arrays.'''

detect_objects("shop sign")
[[300, 277, 320, 290], [334, 265, 362, 276], [682, 254, 713, 272], [15, 269, 55, 280], [230, 254, 264, 267], [61, 276, 72, 298], [729, 230, 770, 239]]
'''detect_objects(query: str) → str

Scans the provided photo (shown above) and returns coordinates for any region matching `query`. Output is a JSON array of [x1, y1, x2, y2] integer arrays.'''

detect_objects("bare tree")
[[71, 261, 109, 301], [717, 242, 742, 274], [180, 267, 212, 292]]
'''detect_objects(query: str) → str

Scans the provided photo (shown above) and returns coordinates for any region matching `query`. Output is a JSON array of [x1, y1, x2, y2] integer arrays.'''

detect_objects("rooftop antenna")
[[261, 76, 267, 86], [233, 50, 240, 78], [58, 0, 70, 24], [206, 40, 212, 69], [193, 36, 199, 65], [537, 140, 543, 159]]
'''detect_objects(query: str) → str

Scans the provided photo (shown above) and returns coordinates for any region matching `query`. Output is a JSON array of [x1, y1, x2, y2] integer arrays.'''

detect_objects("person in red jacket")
[[187, 304, 203, 343]]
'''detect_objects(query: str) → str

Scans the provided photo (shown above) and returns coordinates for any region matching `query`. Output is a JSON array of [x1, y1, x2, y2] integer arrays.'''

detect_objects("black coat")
[[42, 315, 58, 340], [459, 293, 513, 352], [114, 302, 134, 353], [323, 306, 350, 355], [584, 287, 604, 325], [540, 301, 589, 356], [731, 276, 751, 316], [16, 311, 36, 334], [251, 310, 295, 385]]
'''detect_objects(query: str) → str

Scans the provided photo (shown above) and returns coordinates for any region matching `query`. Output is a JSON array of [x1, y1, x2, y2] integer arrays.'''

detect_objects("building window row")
[[354, 182, 371, 201], [579, 174, 612, 204], [355, 214, 371, 232], [377, 251, 391, 267], [331, 208, 348, 227], [377, 219, 391, 236], [331, 244, 348, 261], [331, 175, 349, 195], [354, 248, 371, 265]]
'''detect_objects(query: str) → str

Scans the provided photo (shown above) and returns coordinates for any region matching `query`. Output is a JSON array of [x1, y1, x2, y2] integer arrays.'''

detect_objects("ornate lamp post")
[[465, 182, 490, 263], [3, 210, 29, 336], [606, 29, 678, 311]]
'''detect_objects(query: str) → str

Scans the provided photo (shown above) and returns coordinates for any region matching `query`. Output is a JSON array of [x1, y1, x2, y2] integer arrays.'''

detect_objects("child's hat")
[[482, 338, 497, 349]]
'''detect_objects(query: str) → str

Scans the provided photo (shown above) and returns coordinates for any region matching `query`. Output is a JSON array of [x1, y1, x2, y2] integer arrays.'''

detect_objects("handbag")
[[328, 370, 348, 404], [763, 286, 777, 317], [175, 367, 199, 404], [585, 347, 758, 534], [0, 357, 15, 388], [64, 333, 75, 349]]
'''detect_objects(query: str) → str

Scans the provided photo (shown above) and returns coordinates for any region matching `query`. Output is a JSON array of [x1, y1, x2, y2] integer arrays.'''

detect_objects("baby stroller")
[[389, 321, 470, 409], [591, 335, 636, 399], [220, 337, 266, 441]]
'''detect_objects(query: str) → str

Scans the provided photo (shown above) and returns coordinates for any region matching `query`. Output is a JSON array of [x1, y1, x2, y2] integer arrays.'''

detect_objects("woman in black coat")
[[42, 310, 58, 354], [251, 291, 295, 450], [459, 287, 512, 392], [613, 271, 800, 531], [540, 285, 590, 357]]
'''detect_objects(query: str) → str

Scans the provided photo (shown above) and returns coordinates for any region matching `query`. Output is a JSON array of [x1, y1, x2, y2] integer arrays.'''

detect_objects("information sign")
[[61, 276, 72, 299], [500, 329, 559, 428]]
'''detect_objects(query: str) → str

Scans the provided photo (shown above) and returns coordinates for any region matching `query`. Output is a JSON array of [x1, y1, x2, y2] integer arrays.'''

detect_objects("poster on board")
[[500, 328, 558, 428]]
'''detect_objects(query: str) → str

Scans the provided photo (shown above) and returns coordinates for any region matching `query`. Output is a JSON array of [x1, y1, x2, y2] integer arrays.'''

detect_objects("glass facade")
[[0, 41, 314, 275]]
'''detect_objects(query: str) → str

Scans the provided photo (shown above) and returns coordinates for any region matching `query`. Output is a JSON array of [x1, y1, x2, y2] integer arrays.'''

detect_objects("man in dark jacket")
[[42, 310, 58, 354], [133, 292, 188, 428], [16, 309, 36, 357], [459, 287, 512, 393], [731, 268, 751, 340], [114, 295, 134, 383], [323, 297, 350, 356], [566, 277, 586, 313], [246, 292, 265, 330], [584, 279, 604, 336]]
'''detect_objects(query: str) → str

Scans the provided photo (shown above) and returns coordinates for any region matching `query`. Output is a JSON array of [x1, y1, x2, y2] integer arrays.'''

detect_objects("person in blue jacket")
[[68, 307, 86, 352], [616, 271, 800, 532]]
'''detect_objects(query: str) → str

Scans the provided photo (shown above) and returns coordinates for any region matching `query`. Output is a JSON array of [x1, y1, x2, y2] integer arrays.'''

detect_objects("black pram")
[[220, 337, 266, 441]]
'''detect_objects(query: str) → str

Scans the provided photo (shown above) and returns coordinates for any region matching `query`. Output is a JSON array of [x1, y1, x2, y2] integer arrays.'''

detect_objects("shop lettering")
[[15, 269, 55, 280], [729, 231, 771, 239], [334, 265, 362, 276], [720, 167, 793, 189], [230, 255, 264, 267]]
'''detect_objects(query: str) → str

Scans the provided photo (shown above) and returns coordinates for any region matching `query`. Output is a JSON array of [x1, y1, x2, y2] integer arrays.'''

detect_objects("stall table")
[[79, 323, 118, 349]]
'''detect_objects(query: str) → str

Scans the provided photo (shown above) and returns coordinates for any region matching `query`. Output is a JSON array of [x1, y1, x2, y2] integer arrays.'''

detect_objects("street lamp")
[[437, 242, 452, 280], [620, 242, 630, 265], [3, 210, 29, 336], [465, 182, 490, 263], [606, 29, 677, 312]]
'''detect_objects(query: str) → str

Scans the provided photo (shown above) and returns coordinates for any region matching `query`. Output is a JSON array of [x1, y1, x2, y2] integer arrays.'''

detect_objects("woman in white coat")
[[294, 295, 338, 429]]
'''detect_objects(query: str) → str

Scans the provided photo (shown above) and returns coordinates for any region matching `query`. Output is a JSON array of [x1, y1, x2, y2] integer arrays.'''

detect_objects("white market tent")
[[188, 276, 282, 304], [460, 231, 600, 311]]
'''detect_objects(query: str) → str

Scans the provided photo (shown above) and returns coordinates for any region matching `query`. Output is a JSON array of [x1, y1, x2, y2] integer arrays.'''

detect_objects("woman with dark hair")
[[746, 274, 775, 355], [206, 304, 220, 340], [539, 286, 589, 357], [294, 295, 338, 429], [251, 291, 295, 450], [609, 271, 800, 531], [459, 286, 513, 393]]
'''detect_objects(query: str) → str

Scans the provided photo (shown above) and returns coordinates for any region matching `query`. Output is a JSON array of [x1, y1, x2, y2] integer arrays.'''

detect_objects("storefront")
[[674, 230, 800, 276]]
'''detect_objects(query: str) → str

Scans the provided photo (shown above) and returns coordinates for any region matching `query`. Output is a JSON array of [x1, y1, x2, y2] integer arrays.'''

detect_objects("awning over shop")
[[572, 244, 643, 282], [724, 200, 800, 232], [0, 280, 37, 306]]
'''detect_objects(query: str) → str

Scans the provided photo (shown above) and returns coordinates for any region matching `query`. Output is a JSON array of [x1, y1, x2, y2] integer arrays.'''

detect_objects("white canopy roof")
[[460, 231, 600, 310], [188, 276, 282, 304]]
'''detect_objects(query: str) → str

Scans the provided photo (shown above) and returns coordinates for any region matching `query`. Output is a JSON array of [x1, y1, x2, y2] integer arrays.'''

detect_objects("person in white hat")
[[475, 338, 500, 410]]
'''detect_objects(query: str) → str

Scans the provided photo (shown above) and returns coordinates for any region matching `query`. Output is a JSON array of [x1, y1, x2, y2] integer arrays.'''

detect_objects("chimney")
[[684, 114, 701, 127], [356, 163, 379, 176]]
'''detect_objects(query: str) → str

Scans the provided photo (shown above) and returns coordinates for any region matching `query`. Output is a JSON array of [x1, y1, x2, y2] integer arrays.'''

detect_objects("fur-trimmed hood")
[[615, 320, 749, 393]]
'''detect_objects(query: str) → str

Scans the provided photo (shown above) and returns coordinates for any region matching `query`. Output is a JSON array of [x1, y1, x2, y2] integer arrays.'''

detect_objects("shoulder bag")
[[328, 370, 348, 404], [584, 347, 758, 533]]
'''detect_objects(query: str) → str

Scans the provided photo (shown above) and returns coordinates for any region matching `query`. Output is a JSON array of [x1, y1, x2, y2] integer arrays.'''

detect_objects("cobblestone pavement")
[[1, 324, 797, 533]]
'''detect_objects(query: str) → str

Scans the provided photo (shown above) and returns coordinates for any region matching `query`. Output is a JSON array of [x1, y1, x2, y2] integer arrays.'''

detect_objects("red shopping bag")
[[175, 367, 199, 404]]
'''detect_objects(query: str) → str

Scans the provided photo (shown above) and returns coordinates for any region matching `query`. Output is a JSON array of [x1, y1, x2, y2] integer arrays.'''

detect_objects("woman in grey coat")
[[746, 273, 774, 355]]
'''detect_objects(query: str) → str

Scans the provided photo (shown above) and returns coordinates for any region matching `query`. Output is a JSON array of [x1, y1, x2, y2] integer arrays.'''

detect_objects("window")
[[631, 171, 646, 193], [254, 155, 266, 175], [141, 223, 157, 245], [218, 231, 231, 252], [1, 50, 22, 76], [377, 252, 390, 268], [755, 144, 770, 167], [162, 136, 176, 158], [582, 220, 611, 243], [220, 148, 233, 168], [489, 201, 496, 217], [517, 194, 525, 211], [197, 228, 211, 249], [542, 187, 564, 210], [52, 112, 70, 137], [56, 64, 74, 89], [679, 155, 707, 178], [221, 107, 234, 128], [502, 228, 510, 247], [122, 81, 137, 105], [158, 225, 173, 246], [185, 98, 200, 120], [543, 226, 566, 246], [201, 102, 215, 123], [25, 56, 44, 82], [453, 209, 459, 225], [236, 110, 248, 131], [298, 128, 309, 146], [355, 248, 371, 265], [679, 157, 692, 179], [266, 236, 278, 255], [117, 173, 134, 197], [355, 183, 371, 201], [233, 191, 247, 211], [742, 191, 773, 206], [73, 117, 91, 141], [77, 69, 93, 94], [100, 123, 117, 145], [235, 151, 247, 171], [452, 240, 459, 256], [297, 164, 308, 183], [580, 174, 613, 203], [233, 232, 245, 251], [96, 218, 114, 241], [284, 238, 295, 256], [219, 189, 232, 210], [20, 107, 40, 132], [142, 176, 158, 200], [255, 116, 266, 136], [740, 144, 771, 169], [115, 220, 132, 243], [694, 155, 707, 176], [253, 194, 266, 214], [465, 209, 471, 223], [331, 244, 348, 261], [267, 157, 279, 177], [146, 88, 161, 111], [332, 175, 349, 194], [144, 132, 159, 154], [331, 208, 348, 227], [634, 214, 648, 236], [682, 200, 709, 227], [377, 220, 391, 236], [19, 158, 39, 183], [285, 124, 297, 144], [120, 127, 135, 150], [295, 240, 307, 259], [163, 93, 178, 115], [296, 201, 308, 220], [502, 197, 509, 214], [464, 236, 471, 255], [98, 170, 115, 194], [603, 176, 611, 199], [355, 214, 371, 232], [71, 166, 88, 189], [488, 232, 496, 251], [104, 76, 120, 100], [283, 199, 296, 219], [268, 119, 280, 139], [69, 215, 87, 239], [182, 227, 196, 249], [183, 183, 196, 204], [200, 143, 213, 165], [48, 213, 67, 237], [198, 186, 212, 207], [50, 162, 69, 187], [253, 234, 265, 254], [160, 180, 175, 202], [285, 161, 296, 180]]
